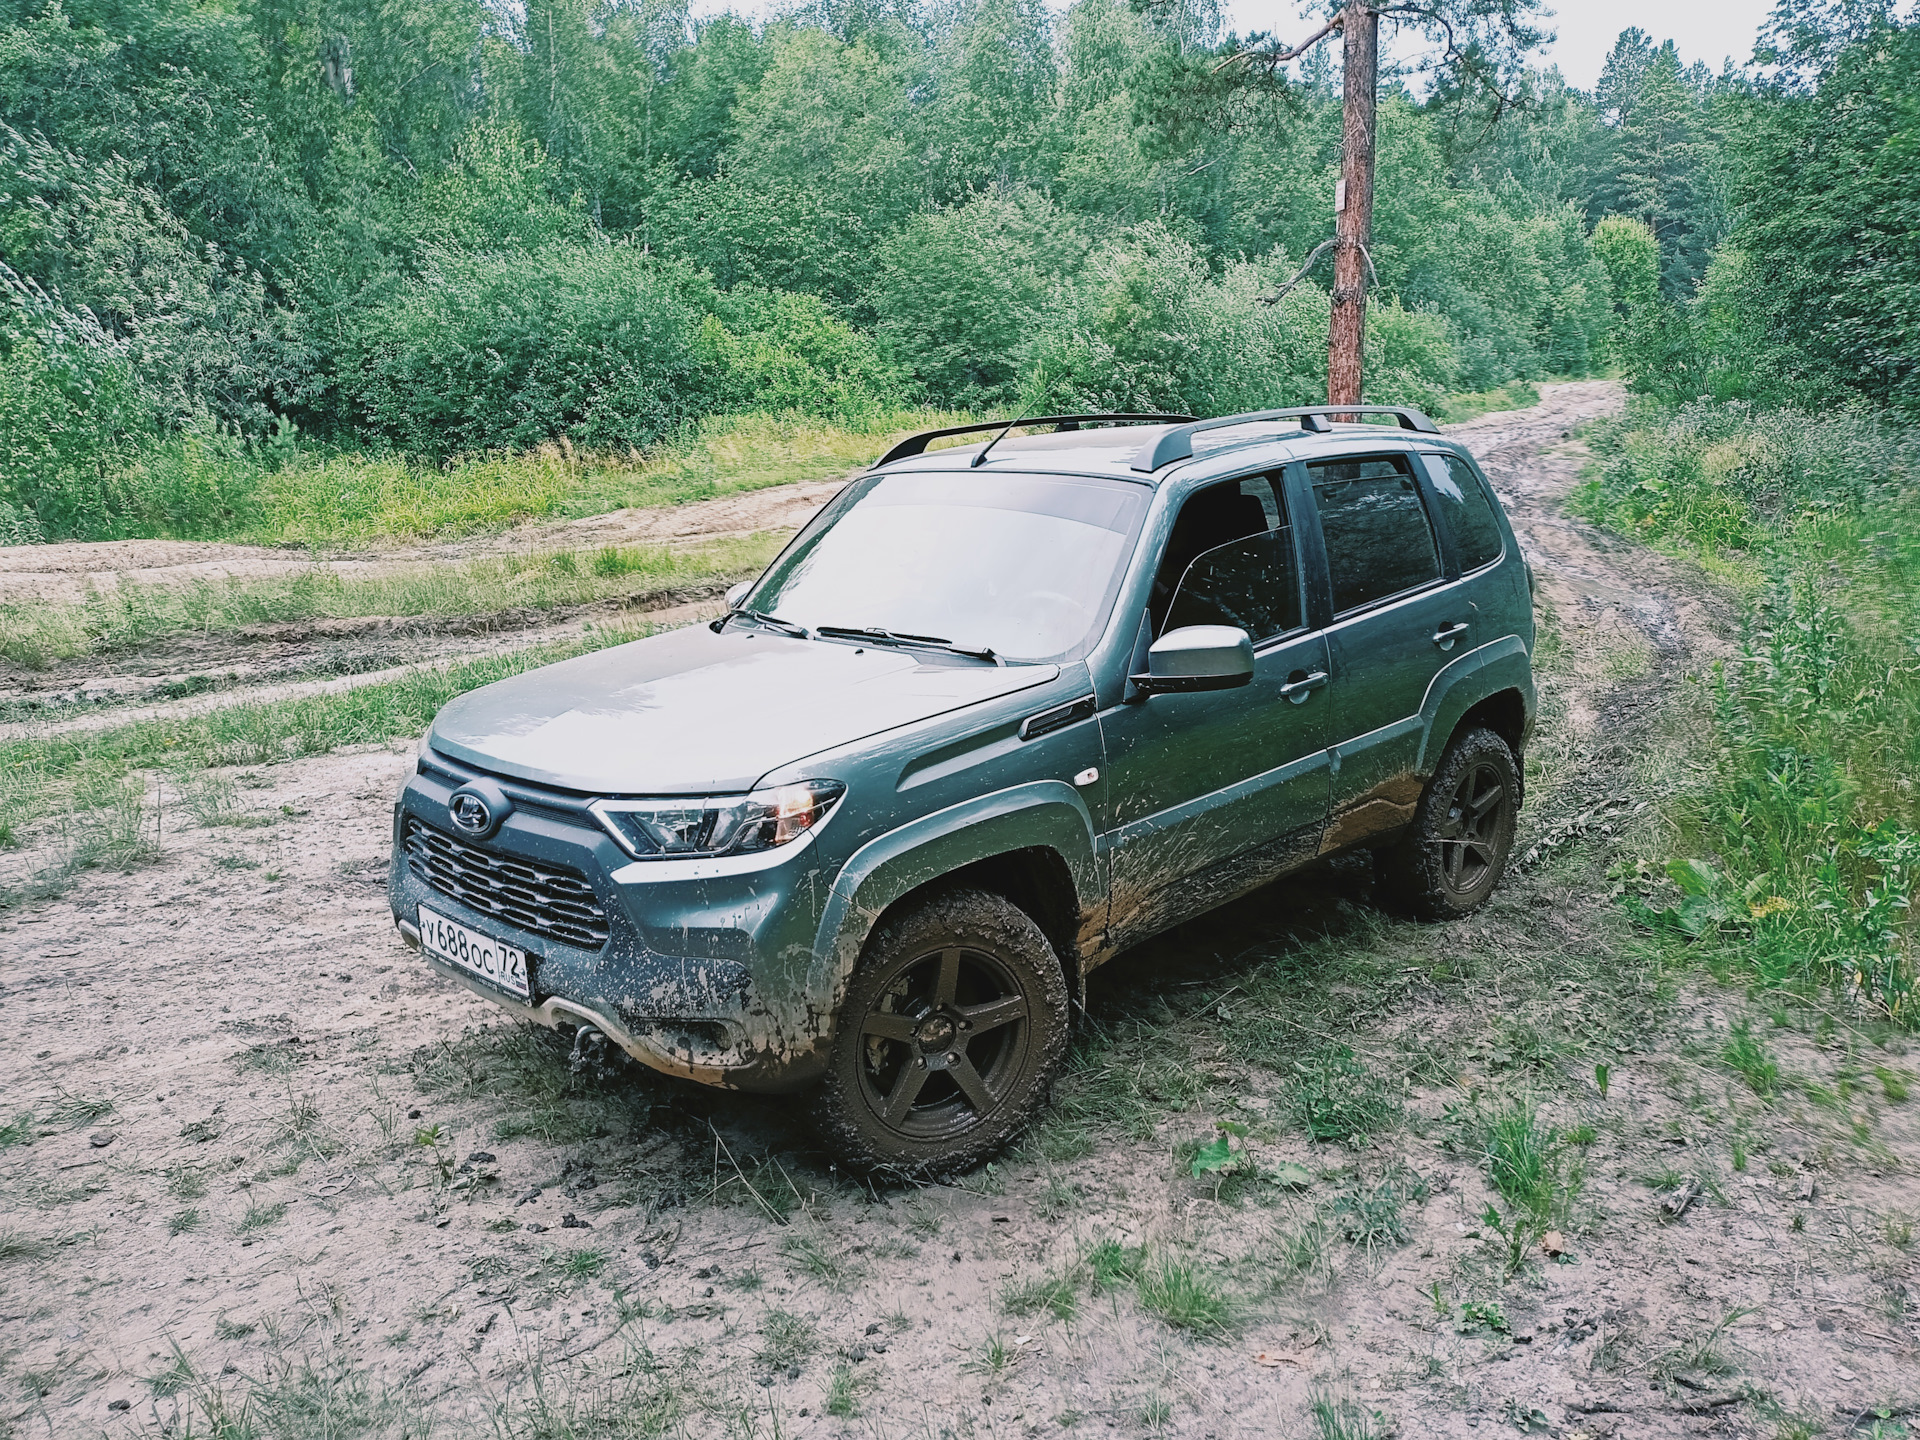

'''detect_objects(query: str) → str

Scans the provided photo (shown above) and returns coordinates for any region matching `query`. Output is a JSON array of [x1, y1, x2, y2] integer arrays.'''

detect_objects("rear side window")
[[1161, 475, 1304, 641], [1424, 454, 1505, 571], [1308, 457, 1440, 614]]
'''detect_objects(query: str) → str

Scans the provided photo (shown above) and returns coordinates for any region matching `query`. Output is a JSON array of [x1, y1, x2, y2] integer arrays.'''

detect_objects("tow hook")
[[567, 1026, 622, 1081]]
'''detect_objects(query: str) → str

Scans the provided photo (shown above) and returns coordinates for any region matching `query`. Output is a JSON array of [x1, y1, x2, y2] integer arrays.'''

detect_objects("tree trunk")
[[1328, 3, 1377, 410]]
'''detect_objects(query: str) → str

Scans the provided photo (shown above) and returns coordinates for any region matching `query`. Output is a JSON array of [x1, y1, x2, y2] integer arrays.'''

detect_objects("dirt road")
[[0, 480, 845, 607], [2, 385, 1912, 1440]]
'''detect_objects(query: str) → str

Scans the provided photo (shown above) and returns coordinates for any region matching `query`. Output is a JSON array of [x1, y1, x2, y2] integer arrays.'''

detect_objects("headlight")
[[588, 780, 845, 861]]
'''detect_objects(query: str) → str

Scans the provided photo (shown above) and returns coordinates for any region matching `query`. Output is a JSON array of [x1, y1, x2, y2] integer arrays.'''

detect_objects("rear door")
[[1302, 450, 1470, 852], [1097, 472, 1331, 949]]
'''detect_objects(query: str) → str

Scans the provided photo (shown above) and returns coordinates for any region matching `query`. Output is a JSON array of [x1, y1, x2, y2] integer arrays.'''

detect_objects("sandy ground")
[[2, 385, 1915, 1440]]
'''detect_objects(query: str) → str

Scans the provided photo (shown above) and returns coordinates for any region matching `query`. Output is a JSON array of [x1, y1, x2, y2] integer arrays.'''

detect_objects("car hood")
[[429, 623, 1059, 794]]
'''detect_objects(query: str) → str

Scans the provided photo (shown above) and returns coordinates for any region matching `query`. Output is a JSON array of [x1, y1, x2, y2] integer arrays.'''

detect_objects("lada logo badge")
[[448, 791, 493, 835]]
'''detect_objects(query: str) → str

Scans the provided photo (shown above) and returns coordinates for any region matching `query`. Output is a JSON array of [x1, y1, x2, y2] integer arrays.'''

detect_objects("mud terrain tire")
[[812, 887, 1069, 1177], [1379, 726, 1520, 920]]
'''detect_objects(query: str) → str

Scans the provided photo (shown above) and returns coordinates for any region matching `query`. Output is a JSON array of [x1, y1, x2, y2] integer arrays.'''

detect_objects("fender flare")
[[1416, 635, 1536, 776], [808, 781, 1102, 1024]]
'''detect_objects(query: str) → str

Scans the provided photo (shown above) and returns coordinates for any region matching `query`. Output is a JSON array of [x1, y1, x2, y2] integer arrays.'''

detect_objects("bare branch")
[[1254, 237, 1339, 307], [1211, 15, 1342, 75]]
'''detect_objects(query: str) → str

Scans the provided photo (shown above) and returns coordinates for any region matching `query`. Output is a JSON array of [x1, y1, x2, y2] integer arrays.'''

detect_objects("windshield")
[[745, 470, 1150, 663]]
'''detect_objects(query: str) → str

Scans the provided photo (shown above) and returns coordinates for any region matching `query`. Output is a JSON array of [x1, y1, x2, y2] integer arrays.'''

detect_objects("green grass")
[[1133, 1256, 1237, 1336], [98, 407, 968, 550], [236, 1200, 288, 1235], [1723, 1019, 1781, 1096], [1310, 1388, 1387, 1440], [1289, 1043, 1400, 1143], [755, 1309, 817, 1372], [1477, 1099, 1557, 1220], [1577, 400, 1920, 1023], [824, 1363, 859, 1419], [0, 533, 781, 670], [1435, 377, 1543, 424], [1001, 1265, 1082, 1323]]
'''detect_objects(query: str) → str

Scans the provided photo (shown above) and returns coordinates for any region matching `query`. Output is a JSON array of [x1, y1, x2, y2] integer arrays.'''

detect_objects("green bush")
[[1016, 226, 1343, 417], [868, 190, 1087, 409], [701, 287, 907, 422], [347, 242, 713, 456], [0, 266, 153, 540], [1, 126, 285, 432]]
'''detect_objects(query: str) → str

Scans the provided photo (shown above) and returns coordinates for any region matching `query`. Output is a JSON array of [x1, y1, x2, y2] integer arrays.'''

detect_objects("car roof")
[[871, 419, 1468, 487]]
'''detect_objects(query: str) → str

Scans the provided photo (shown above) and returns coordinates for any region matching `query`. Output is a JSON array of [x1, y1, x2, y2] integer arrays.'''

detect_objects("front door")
[[1097, 473, 1333, 952], [1303, 452, 1470, 852]]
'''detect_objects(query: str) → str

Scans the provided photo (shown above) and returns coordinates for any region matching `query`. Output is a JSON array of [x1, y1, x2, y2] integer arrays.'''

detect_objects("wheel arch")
[[809, 783, 1102, 1034], [1417, 639, 1535, 804], [867, 847, 1084, 1004]]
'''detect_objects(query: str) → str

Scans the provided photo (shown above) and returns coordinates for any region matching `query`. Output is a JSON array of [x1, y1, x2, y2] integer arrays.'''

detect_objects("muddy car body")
[[390, 407, 1535, 1172]]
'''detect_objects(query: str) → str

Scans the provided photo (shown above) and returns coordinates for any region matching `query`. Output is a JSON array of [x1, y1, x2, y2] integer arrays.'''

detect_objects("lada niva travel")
[[389, 406, 1535, 1174]]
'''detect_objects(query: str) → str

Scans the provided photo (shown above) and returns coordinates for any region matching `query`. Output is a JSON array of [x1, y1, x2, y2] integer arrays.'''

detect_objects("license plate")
[[418, 905, 531, 1000]]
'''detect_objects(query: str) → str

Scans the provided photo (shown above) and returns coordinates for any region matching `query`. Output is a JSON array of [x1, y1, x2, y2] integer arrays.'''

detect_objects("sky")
[[1218, 1, 1780, 91], [680, 0, 1786, 93]]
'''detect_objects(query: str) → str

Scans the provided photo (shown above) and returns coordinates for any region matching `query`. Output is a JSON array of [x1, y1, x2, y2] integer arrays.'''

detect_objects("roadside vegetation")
[[1577, 402, 1919, 1021], [0, 532, 780, 671]]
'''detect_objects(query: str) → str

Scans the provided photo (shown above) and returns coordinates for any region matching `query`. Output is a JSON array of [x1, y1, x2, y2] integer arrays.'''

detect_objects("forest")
[[3, 0, 1909, 546]]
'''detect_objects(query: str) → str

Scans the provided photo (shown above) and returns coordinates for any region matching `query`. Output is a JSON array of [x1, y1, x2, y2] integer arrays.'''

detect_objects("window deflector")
[[1162, 528, 1308, 645]]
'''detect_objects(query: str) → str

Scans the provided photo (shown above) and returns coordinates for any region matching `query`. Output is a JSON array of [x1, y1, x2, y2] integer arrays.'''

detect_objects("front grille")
[[405, 818, 610, 951]]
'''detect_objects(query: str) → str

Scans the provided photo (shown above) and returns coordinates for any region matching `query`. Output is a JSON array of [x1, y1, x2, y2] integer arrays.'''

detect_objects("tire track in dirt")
[[1451, 381, 1735, 867]]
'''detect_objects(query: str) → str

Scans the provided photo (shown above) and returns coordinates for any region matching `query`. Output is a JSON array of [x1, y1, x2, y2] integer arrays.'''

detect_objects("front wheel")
[[812, 888, 1069, 1177], [1378, 727, 1520, 920]]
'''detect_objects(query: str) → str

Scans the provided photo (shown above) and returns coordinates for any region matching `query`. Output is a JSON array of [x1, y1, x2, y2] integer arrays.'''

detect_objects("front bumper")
[[389, 749, 841, 1092]]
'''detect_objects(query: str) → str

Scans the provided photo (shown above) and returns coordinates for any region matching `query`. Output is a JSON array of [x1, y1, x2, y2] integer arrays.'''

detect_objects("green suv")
[[389, 407, 1534, 1174]]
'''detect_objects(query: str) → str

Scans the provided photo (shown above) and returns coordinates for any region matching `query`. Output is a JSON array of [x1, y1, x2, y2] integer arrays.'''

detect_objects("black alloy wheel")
[[813, 888, 1069, 1176], [1438, 757, 1513, 896], [1379, 726, 1520, 920]]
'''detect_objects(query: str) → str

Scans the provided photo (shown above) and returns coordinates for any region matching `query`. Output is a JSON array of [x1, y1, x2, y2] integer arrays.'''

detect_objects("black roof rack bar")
[[1130, 404, 1440, 473], [872, 414, 1197, 469]]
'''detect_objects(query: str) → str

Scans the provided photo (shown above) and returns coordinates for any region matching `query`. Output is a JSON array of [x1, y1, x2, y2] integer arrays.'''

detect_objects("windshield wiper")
[[814, 625, 998, 664], [719, 608, 811, 640]]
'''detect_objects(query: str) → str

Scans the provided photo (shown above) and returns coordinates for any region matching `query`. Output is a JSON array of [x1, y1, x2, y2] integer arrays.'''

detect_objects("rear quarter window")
[[1424, 454, 1506, 572]]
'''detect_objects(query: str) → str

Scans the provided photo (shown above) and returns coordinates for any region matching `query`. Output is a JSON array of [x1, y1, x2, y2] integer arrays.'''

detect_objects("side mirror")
[[1131, 625, 1254, 695], [724, 581, 753, 610]]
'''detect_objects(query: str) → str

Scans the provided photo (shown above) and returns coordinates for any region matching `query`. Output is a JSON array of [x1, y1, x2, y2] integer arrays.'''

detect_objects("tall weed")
[[1584, 401, 1919, 1020]]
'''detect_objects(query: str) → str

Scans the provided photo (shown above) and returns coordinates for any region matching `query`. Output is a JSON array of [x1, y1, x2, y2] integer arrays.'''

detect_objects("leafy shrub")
[[700, 287, 907, 422], [0, 265, 153, 539], [868, 190, 1087, 408], [1577, 398, 1909, 552], [1016, 225, 1343, 417], [1, 126, 286, 432], [347, 242, 713, 456]]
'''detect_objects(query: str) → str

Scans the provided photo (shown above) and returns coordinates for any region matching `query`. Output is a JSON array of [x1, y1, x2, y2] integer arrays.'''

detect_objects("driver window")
[[1152, 476, 1304, 642]]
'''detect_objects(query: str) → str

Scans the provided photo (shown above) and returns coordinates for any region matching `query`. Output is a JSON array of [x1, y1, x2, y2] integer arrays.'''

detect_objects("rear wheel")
[[812, 888, 1068, 1177], [1378, 727, 1519, 920]]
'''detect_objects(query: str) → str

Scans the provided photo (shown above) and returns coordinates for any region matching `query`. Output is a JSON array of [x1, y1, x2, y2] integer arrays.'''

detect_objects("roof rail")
[[872, 414, 1196, 469], [1130, 405, 1440, 473]]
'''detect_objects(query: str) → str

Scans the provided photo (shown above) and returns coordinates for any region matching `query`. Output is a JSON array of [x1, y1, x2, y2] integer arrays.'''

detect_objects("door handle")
[[1279, 670, 1328, 703], [1431, 622, 1470, 651]]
